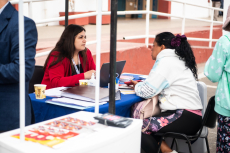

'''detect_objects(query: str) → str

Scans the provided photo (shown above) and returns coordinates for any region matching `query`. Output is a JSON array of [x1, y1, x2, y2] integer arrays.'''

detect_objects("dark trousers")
[[141, 110, 202, 153]]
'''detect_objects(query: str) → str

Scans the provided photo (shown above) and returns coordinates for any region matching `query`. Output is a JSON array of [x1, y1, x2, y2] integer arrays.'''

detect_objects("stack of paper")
[[45, 87, 68, 97], [119, 89, 136, 95], [45, 86, 121, 109], [46, 98, 107, 110], [61, 90, 121, 103]]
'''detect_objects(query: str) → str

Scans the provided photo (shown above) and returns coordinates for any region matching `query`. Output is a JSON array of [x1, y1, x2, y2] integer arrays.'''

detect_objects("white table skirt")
[[0, 111, 142, 153]]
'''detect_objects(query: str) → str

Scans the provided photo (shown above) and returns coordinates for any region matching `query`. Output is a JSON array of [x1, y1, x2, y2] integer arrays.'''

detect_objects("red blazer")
[[41, 49, 96, 89]]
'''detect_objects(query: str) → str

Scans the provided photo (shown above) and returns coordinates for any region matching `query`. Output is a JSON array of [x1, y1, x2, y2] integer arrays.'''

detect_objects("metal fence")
[[123, 0, 223, 48], [12, 0, 224, 56]]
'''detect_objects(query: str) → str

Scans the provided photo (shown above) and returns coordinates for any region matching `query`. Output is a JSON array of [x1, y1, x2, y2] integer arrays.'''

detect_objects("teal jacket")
[[204, 33, 230, 117]]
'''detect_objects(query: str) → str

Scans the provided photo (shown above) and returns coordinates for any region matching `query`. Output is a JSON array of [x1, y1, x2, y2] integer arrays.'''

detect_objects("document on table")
[[119, 84, 133, 89], [46, 100, 89, 110], [139, 75, 148, 80], [61, 89, 121, 102], [46, 97, 107, 110], [63, 86, 111, 100], [119, 89, 136, 95], [51, 98, 107, 106], [45, 87, 69, 97]]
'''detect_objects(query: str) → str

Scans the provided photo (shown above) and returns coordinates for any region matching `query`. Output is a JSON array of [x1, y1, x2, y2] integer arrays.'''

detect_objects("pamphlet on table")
[[12, 115, 107, 148]]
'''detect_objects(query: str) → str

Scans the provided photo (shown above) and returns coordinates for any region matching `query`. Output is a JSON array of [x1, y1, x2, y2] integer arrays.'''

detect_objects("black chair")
[[29, 65, 44, 93], [156, 96, 217, 153], [29, 65, 44, 124]]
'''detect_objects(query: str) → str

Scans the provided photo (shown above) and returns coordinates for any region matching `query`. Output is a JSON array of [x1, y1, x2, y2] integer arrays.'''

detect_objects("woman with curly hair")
[[131, 32, 203, 153], [42, 24, 96, 89]]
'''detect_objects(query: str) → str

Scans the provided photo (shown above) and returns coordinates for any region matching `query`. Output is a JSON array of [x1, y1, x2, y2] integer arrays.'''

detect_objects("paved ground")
[[36, 17, 223, 51], [35, 17, 222, 153]]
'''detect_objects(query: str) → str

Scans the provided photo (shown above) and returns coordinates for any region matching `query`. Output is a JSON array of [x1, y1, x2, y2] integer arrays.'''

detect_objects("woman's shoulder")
[[48, 51, 69, 64], [213, 35, 230, 54], [86, 48, 93, 55], [50, 50, 60, 56], [218, 34, 230, 44]]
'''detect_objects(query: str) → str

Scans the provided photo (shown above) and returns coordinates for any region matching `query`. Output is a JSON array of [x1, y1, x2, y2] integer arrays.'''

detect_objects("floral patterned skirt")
[[142, 109, 184, 135], [216, 114, 230, 153]]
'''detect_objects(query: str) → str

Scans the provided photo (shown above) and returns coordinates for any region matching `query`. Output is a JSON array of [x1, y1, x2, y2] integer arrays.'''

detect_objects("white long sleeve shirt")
[[135, 49, 203, 111]]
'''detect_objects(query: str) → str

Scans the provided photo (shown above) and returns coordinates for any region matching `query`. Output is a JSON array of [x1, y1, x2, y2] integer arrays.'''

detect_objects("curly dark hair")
[[155, 32, 198, 80]]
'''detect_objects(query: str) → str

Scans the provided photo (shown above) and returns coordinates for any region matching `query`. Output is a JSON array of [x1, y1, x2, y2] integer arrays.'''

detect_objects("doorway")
[[152, 0, 158, 18], [118, 0, 126, 18], [138, 0, 143, 18]]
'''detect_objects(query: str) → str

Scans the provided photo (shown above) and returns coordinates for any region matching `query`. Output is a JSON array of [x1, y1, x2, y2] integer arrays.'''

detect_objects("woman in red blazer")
[[42, 24, 96, 89]]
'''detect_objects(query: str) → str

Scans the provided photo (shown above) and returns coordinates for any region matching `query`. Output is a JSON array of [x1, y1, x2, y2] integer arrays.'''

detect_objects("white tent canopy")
[[18, 0, 119, 141]]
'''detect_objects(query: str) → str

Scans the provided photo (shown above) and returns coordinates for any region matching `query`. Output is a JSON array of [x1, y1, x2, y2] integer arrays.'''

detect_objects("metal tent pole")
[[19, 0, 25, 142], [95, 0, 102, 115], [145, 0, 150, 47], [65, 0, 69, 27], [109, 0, 118, 114]]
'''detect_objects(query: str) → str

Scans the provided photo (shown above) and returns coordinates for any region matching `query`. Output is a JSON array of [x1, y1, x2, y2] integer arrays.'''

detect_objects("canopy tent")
[[18, 0, 118, 141]]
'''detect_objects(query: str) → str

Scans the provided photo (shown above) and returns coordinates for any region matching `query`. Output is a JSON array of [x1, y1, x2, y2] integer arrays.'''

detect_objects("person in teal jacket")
[[204, 5, 230, 152]]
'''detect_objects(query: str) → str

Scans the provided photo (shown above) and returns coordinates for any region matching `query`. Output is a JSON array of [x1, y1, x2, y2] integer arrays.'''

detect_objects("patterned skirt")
[[216, 114, 230, 153], [142, 109, 183, 135]]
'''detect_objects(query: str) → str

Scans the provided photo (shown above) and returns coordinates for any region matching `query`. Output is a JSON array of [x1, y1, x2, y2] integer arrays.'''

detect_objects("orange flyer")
[[12, 126, 79, 148]]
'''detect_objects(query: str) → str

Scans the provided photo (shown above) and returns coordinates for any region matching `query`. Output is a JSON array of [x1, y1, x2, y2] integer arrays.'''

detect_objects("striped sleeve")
[[135, 70, 169, 99]]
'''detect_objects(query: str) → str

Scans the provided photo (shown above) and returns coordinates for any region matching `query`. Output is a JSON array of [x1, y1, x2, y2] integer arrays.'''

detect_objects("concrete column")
[[223, 0, 230, 35]]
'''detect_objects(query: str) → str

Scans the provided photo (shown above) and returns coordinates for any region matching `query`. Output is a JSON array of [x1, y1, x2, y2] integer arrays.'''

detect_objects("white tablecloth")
[[0, 111, 142, 153]]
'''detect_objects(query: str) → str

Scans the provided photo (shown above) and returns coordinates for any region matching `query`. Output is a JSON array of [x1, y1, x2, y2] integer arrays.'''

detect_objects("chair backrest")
[[197, 81, 207, 116], [29, 66, 44, 93], [196, 81, 209, 137], [203, 96, 217, 128]]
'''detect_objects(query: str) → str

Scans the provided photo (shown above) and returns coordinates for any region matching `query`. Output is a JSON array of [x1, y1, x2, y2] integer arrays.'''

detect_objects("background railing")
[[10, 0, 58, 19], [12, 0, 224, 58], [123, 0, 223, 48]]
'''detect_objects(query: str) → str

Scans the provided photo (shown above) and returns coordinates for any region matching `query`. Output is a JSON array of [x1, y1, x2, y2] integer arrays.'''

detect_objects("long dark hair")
[[155, 32, 198, 80], [44, 24, 87, 73]]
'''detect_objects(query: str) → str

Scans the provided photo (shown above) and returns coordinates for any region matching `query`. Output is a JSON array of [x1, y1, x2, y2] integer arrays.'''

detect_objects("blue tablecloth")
[[30, 73, 144, 123]]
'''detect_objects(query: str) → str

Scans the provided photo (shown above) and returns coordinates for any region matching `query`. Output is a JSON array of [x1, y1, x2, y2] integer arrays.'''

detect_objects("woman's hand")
[[84, 70, 96, 79], [130, 80, 139, 89]]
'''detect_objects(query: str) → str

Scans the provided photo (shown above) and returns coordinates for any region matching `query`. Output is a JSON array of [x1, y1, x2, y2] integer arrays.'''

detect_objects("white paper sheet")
[[45, 87, 68, 97], [119, 89, 136, 95], [46, 101, 89, 110], [139, 75, 148, 80], [51, 98, 107, 107]]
